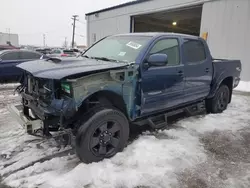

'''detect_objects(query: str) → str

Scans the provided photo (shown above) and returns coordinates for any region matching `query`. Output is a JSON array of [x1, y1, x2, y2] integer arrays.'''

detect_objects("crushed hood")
[[17, 57, 128, 79]]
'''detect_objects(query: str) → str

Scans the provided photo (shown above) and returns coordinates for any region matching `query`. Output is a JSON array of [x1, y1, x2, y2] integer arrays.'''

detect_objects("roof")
[[113, 32, 199, 39], [85, 0, 151, 16], [0, 49, 20, 54], [0, 49, 43, 55]]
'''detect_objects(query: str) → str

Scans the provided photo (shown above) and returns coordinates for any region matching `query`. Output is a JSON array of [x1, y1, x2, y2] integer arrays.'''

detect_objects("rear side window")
[[1, 52, 20, 60], [149, 38, 180, 66], [51, 50, 61, 54], [21, 51, 41, 60], [63, 50, 75, 55], [183, 39, 206, 63]]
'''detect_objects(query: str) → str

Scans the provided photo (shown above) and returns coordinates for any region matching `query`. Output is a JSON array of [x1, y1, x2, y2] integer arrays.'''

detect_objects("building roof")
[[85, 0, 151, 16]]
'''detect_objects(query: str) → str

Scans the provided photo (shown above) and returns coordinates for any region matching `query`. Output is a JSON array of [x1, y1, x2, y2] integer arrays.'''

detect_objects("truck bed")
[[212, 58, 241, 88]]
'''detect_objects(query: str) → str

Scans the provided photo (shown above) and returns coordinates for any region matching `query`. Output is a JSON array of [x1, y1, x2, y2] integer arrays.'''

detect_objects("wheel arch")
[[209, 76, 233, 103], [78, 90, 129, 119]]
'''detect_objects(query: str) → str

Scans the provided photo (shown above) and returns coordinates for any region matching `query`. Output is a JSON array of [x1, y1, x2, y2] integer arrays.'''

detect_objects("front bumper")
[[8, 104, 43, 134]]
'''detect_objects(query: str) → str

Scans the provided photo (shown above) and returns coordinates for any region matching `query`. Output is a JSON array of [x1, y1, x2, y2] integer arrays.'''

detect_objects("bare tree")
[[62, 37, 68, 48]]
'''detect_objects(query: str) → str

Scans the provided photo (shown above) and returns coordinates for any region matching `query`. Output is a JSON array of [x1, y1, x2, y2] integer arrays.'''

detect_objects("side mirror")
[[147, 54, 168, 67]]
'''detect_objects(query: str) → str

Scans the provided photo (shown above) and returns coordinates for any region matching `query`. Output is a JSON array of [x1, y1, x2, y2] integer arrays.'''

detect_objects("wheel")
[[206, 85, 230, 113], [75, 107, 129, 163]]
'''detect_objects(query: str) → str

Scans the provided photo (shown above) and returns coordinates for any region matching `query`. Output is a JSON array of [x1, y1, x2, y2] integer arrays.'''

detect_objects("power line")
[[71, 15, 79, 48]]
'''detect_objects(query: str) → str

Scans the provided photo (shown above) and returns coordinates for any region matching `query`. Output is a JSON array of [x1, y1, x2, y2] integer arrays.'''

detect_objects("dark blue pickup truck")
[[9, 33, 241, 163]]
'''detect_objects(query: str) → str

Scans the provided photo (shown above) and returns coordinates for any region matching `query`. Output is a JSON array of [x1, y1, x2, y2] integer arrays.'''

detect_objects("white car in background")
[[48, 49, 77, 57]]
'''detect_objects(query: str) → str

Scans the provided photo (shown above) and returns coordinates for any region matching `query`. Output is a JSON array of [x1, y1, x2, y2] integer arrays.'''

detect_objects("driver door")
[[140, 37, 185, 116]]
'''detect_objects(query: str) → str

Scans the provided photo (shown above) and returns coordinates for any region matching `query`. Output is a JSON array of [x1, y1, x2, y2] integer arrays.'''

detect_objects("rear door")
[[140, 37, 185, 115], [182, 38, 213, 103], [0, 51, 22, 79]]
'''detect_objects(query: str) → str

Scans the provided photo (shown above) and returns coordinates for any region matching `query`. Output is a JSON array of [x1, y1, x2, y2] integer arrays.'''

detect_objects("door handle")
[[178, 71, 184, 77], [205, 68, 210, 73]]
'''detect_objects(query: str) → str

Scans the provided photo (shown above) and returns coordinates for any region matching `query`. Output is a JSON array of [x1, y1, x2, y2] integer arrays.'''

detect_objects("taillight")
[[61, 54, 68, 57]]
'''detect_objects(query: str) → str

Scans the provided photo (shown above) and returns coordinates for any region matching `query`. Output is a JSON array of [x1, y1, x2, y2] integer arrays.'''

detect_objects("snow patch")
[[0, 83, 19, 90], [235, 81, 250, 92], [47, 130, 206, 188]]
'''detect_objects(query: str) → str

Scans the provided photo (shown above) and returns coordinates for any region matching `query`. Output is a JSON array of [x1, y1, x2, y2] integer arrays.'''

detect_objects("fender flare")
[[208, 71, 233, 99]]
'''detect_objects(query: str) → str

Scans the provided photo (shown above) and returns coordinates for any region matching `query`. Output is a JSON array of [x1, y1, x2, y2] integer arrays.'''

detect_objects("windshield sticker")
[[118, 52, 126, 56], [126, 41, 142, 50]]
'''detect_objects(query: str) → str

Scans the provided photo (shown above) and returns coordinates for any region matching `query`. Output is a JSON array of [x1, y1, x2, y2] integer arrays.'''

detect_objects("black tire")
[[206, 84, 230, 113], [75, 107, 129, 163]]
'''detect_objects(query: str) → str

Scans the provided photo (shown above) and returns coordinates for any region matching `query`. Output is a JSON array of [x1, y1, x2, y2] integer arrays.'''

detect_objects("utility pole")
[[8, 28, 10, 43], [71, 15, 78, 48], [43, 34, 46, 47]]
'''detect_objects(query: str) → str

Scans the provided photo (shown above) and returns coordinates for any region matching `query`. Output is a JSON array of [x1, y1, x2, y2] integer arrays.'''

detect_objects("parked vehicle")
[[48, 49, 77, 57], [0, 50, 47, 82], [35, 48, 52, 55], [9, 33, 241, 163], [70, 48, 82, 56], [0, 45, 19, 51]]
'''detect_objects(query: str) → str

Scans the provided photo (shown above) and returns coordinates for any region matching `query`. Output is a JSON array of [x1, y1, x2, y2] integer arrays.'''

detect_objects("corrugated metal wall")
[[200, 0, 250, 81], [86, 0, 211, 45]]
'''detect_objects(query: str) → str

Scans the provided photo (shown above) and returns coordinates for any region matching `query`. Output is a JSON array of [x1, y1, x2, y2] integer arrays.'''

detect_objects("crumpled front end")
[[12, 73, 77, 135]]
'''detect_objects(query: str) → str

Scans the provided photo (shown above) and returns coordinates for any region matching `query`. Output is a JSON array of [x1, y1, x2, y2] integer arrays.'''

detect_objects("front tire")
[[207, 85, 230, 113], [75, 107, 129, 163]]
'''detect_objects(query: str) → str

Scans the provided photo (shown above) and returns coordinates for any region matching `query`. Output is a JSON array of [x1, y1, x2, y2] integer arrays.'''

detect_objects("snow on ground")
[[0, 83, 20, 91], [0, 88, 249, 188], [235, 81, 250, 92]]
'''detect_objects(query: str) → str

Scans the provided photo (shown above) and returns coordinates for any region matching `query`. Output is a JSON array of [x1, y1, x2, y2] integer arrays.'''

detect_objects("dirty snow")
[[0, 83, 20, 90], [0, 88, 250, 188], [235, 81, 250, 92]]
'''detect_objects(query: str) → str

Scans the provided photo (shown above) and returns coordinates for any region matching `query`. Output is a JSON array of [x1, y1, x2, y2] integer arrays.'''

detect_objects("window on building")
[[183, 39, 206, 63], [149, 38, 180, 66], [20, 51, 41, 60], [1, 52, 20, 60]]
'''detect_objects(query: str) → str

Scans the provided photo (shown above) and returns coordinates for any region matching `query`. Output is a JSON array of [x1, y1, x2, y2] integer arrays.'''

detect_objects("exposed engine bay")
[[16, 73, 76, 136]]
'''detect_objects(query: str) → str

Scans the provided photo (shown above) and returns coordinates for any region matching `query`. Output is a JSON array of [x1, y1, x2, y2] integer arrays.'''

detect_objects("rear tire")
[[206, 84, 230, 113], [75, 107, 129, 163]]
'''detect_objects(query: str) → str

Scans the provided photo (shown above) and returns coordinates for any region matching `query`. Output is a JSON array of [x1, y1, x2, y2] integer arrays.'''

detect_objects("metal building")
[[85, 0, 250, 81], [0, 32, 19, 46]]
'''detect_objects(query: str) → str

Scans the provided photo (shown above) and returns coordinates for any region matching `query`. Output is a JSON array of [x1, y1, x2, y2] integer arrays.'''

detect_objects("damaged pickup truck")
[[9, 33, 241, 163]]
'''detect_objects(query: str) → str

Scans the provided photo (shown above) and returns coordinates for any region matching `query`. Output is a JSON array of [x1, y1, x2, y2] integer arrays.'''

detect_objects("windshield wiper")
[[91, 56, 127, 63], [81, 55, 89, 58], [91, 56, 117, 62]]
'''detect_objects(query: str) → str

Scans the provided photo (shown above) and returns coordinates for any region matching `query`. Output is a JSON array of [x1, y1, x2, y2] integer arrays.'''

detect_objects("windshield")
[[84, 35, 152, 63]]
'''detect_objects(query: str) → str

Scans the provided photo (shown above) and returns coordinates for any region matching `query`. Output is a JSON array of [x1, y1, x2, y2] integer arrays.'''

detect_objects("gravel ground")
[[0, 86, 249, 188]]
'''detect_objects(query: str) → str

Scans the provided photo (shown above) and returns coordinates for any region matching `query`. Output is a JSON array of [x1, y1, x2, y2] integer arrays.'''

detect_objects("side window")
[[52, 50, 61, 54], [21, 52, 41, 60], [183, 39, 206, 63], [149, 38, 180, 66], [1, 52, 20, 60]]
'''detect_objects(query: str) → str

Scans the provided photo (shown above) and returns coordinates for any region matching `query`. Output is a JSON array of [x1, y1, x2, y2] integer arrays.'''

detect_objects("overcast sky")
[[0, 0, 130, 47]]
